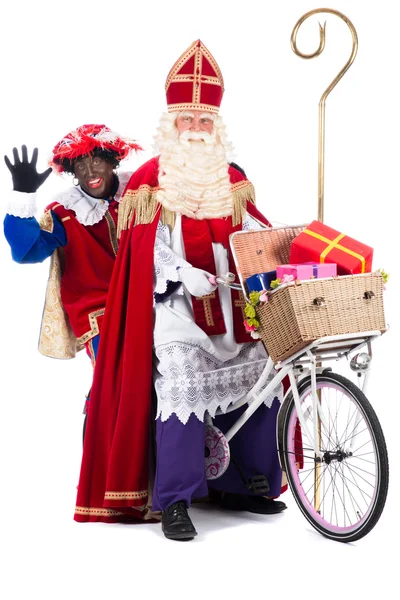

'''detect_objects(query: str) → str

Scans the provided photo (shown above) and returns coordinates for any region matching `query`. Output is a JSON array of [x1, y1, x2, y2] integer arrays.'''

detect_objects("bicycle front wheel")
[[278, 371, 389, 542]]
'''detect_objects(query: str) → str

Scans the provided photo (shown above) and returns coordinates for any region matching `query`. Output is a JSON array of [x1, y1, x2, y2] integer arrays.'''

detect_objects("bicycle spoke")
[[343, 462, 377, 490], [338, 466, 374, 504], [332, 463, 371, 514]]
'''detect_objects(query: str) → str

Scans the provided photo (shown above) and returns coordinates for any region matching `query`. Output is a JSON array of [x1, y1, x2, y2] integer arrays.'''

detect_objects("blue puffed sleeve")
[[4, 211, 67, 263]]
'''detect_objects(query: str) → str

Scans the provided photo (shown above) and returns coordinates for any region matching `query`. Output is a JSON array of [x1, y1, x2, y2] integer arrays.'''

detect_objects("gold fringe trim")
[[161, 205, 176, 229], [117, 186, 159, 237], [117, 180, 256, 234], [232, 182, 256, 226]]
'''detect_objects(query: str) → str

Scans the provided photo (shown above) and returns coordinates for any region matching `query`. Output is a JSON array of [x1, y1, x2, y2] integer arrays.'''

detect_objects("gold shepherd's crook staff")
[[290, 8, 358, 512], [291, 8, 358, 223]]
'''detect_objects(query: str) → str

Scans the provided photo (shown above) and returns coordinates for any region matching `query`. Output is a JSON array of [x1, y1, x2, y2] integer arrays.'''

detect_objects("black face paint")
[[73, 154, 116, 199]]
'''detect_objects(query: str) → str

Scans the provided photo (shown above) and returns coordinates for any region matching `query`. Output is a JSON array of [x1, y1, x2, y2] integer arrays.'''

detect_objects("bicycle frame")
[[217, 329, 381, 459], [216, 224, 388, 540]]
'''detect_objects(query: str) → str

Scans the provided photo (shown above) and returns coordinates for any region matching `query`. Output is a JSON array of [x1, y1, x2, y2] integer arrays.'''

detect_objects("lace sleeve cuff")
[[6, 191, 38, 218], [154, 223, 191, 295]]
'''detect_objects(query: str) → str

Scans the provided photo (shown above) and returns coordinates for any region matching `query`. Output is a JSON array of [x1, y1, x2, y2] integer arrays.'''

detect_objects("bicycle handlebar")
[[213, 272, 243, 291]]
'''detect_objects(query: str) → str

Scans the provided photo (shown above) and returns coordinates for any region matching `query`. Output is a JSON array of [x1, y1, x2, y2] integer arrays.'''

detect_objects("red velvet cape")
[[74, 167, 271, 523]]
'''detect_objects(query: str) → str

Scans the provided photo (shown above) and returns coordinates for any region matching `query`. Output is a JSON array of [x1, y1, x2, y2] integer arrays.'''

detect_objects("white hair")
[[153, 111, 236, 220]]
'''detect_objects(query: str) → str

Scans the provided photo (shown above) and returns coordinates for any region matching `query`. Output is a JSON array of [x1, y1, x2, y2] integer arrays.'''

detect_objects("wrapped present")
[[276, 264, 313, 281], [246, 270, 276, 292], [275, 263, 337, 283], [309, 263, 337, 279], [289, 220, 373, 275], [301, 262, 337, 278]]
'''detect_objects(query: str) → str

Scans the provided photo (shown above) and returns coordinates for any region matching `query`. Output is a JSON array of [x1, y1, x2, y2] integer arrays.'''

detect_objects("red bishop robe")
[[74, 158, 272, 522]]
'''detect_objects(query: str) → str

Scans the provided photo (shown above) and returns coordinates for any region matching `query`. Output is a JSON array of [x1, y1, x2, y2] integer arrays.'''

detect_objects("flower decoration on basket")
[[270, 274, 295, 289], [243, 291, 264, 339], [376, 268, 389, 285], [244, 275, 296, 339], [375, 268, 389, 290]]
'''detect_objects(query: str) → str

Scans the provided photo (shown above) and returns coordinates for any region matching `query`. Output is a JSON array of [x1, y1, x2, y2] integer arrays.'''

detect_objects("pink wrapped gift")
[[304, 262, 337, 278], [276, 262, 337, 281], [276, 264, 313, 281]]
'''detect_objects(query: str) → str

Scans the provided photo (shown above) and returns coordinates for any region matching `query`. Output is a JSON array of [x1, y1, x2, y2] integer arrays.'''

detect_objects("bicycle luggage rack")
[[275, 330, 382, 369]]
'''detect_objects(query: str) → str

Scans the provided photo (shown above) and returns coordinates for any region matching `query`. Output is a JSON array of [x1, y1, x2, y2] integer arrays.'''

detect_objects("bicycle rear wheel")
[[278, 371, 389, 542]]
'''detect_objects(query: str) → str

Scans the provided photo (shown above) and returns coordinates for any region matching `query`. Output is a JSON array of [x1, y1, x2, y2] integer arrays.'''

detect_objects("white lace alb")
[[154, 341, 283, 424]]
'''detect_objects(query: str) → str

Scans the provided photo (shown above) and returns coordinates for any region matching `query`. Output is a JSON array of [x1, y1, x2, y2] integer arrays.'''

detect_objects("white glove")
[[178, 267, 217, 297]]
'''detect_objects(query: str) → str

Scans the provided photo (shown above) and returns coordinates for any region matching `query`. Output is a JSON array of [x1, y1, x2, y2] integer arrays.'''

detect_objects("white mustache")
[[179, 130, 215, 145]]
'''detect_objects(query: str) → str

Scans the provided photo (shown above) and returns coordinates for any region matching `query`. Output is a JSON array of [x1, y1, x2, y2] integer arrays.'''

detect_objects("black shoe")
[[162, 501, 198, 541], [219, 492, 287, 515]]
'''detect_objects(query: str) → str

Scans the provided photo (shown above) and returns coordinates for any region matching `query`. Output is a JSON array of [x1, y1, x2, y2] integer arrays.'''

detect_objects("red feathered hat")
[[50, 124, 142, 173], [165, 40, 224, 114]]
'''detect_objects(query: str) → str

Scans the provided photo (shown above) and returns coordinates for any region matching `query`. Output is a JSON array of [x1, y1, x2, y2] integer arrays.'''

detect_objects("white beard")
[[155, 118, 234, 220]]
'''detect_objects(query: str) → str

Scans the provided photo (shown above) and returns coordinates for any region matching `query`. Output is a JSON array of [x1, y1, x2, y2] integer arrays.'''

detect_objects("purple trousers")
[[152, 399, 282, 511]]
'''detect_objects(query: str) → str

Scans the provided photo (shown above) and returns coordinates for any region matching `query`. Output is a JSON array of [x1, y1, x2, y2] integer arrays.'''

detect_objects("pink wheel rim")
[[286, 381, 380, 535]]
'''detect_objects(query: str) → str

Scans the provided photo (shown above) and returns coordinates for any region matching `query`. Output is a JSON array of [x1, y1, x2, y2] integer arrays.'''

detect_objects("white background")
[[0, 1, 398, 598]]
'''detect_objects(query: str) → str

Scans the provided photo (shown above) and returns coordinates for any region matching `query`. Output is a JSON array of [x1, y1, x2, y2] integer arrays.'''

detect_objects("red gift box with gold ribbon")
[[289, 220, 373, 275]]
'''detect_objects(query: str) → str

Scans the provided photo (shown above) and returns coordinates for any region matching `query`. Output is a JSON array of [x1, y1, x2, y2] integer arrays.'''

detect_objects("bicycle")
[[205, 225, 389, 543]]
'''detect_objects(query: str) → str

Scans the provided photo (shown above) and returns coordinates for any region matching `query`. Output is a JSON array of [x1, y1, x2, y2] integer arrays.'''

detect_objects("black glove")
[[4, 145, 52, 193]]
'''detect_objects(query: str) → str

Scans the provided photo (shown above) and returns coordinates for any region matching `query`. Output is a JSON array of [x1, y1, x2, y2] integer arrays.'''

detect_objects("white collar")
[[53, 171, 132, 226]]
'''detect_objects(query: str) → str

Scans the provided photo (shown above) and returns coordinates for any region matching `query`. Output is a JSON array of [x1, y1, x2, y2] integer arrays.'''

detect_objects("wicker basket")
[[257, 274, 386, 363], [230, 227, 387, 363], [231, 225, 306, 278]]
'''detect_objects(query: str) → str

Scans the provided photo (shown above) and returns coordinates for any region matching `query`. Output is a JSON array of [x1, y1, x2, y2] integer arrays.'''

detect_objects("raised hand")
[[4, 145, 52, 193]]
